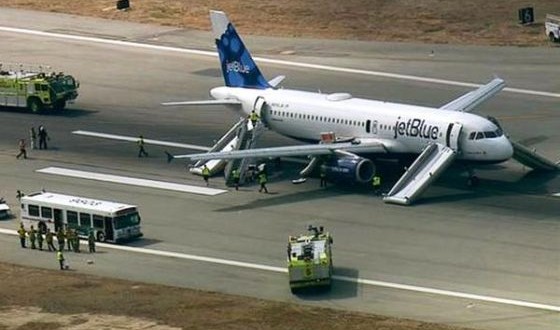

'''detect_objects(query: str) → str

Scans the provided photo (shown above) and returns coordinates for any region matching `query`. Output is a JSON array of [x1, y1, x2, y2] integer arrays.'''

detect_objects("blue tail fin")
[[210, 11, 270, 89]]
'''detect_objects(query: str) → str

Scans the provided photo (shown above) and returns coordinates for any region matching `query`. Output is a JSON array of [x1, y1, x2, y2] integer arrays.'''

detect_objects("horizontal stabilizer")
[[268, 75, 286, 88], [440, 78, 505, 112], [161, 99, 241, 106], [173, 141, 387, 161]]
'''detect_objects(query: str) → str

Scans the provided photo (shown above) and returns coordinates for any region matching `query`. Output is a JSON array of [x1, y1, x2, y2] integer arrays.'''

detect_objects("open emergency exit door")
[[446, 123, 462, 151]]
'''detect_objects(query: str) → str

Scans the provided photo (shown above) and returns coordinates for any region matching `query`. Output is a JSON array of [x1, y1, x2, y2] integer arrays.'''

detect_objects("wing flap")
[[440, 78, 504, 112]]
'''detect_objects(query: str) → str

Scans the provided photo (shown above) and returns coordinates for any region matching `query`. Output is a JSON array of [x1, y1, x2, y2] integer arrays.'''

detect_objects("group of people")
[[16, 125, 49, 159], [17, 223, 96, 270]]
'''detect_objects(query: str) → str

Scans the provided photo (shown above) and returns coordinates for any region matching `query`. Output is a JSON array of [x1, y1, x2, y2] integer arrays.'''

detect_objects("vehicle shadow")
[[294, 266, 359, 300], [126, 238, 164, 247], [0, 106, 97, 117]]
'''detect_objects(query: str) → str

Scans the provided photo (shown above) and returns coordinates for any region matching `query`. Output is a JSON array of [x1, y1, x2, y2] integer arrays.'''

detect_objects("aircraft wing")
[[171, 141, 387, 161], [72, 130, 211, 151], [161, 99, 242, 106], [439, 78, 504, 112]]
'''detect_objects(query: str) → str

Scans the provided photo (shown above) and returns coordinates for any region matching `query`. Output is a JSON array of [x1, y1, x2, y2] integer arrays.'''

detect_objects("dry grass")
[[1, 0, 559, 45], [0, 262, 473, 330]]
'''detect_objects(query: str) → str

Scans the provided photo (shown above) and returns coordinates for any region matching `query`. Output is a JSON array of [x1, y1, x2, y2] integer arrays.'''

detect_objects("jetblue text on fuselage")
[[226, 61, 250, 74], [393, 117, 439, 140]]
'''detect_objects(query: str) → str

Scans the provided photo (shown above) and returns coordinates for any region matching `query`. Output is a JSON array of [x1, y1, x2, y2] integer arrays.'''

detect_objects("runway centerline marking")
[[0, 228, 558, 313], [0, 26, 559, 99], [36, 167, 226, 196]]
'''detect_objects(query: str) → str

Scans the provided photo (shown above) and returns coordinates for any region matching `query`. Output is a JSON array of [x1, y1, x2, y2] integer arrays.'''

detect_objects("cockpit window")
[[468, 132, 476, 140], [475, 132, 484, 140], [484, 131, 497, 138]]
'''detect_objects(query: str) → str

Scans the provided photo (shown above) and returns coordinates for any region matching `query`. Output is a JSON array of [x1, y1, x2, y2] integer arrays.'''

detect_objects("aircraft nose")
[[498, 136, 514, 161]]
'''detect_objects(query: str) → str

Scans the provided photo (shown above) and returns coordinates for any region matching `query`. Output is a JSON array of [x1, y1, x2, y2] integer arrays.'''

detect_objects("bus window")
[[29, 204, 40, 217], [80, 213, 92, 228], [93, 215, 104, 229], [41, 206, 52, 219], [67, 211, 78, 227]]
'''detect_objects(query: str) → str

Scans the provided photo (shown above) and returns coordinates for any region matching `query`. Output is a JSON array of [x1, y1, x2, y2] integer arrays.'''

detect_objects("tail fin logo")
[[215, 23, 270, 89]]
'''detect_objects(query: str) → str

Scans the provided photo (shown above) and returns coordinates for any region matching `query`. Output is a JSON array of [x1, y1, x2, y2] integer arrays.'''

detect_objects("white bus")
[[20, 191, 142, 243]]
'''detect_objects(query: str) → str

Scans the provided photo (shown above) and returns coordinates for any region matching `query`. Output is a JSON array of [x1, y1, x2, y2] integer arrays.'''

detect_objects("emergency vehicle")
[[20, 191, 142, 243], [546, 14, 560, 42], [287, 225, 333, 293], [0, 63, 79, 112]]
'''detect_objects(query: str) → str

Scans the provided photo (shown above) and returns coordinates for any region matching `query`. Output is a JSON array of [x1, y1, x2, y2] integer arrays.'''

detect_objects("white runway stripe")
[[72, 130, 211, 151], [0, 26, 559, 99], [36, 167, 226, 196], [0, 227, 558, 312]]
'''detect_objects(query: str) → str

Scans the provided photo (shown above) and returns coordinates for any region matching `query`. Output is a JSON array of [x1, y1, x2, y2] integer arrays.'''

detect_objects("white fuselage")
[[211, 86, 514, 163]]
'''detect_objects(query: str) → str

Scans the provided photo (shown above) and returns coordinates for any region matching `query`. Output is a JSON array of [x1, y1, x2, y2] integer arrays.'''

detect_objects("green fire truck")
[[287, 225, 334, 293], [0, 65, 79, 112]]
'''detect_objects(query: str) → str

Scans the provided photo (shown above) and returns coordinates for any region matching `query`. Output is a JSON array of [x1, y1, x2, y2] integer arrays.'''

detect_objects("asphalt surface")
[[0, 8, 559, 330]]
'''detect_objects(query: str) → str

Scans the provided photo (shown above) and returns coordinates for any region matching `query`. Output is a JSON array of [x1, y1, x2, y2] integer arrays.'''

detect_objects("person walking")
[[202, 165, 210, 187], [17, 223, 26, 248], [28, 225, 37, 249], [30, 127, 37, 150], [56, 228, 65, 251], [38, 125, 49, 149], [16, 139, 27, 159], [88, 231, 96, 253], [46, 228, 56, 252], [36, 228, 44, 251], [16, 190, 24, 201], [65, 227, 73, 251], [372, 175, 382, 196], [232, 168, 240, 191], [137, 135, 148, 157], [57, 250, 65, 270], [258, 171, 269, 193], [248, 109, 260, 127]]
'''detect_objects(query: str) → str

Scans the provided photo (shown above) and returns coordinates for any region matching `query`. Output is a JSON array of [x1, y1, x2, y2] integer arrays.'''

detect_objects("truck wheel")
[[28, 98, 43, 113], [97, 231, 106, 242], [290, 287, 298, 294], [550, 33, 557, 43]]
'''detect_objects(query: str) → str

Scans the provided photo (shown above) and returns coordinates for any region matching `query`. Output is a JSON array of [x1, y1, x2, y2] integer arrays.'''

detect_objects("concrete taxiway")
[[0, 8, 558, 330]]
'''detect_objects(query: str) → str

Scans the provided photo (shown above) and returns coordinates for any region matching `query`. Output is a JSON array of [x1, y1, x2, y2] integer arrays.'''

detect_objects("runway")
[[0, 8, 558, 330]]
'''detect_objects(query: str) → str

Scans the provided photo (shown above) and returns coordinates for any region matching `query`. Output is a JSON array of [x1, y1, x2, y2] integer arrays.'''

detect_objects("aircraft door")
[[446, 123, 462, 151], [253, 96, 269, 126]]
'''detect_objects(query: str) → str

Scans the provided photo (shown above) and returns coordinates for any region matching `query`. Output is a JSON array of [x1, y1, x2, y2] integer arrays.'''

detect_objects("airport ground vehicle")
[[0, 64, 79, 112], [20, 191, 142, 243], [287, 225, 333, 293], [545, 14, 560, 42]]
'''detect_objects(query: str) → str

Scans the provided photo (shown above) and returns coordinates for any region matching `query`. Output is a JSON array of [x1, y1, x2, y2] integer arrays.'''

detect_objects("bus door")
[[53, 209, 63, 231], [104, 217, 114, 241]]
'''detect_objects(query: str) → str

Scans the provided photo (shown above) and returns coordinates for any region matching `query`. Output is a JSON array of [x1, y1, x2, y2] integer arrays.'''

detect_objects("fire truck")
[[287, 225, 334, 293], [0, 64, 79, 112]]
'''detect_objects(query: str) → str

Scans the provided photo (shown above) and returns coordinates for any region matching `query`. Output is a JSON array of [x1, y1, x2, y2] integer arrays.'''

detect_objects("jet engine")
[[321, 157, 375, 184]]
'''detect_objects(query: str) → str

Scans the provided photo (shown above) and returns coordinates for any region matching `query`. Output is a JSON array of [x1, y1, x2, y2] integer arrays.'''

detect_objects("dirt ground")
[[0, 262, 474, 330], [1, 0, 559, 46], [0, 1, 548, 329]]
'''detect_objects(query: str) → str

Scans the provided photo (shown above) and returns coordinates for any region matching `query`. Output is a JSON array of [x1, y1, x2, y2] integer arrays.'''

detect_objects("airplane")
[[160, 10, 558, 205]]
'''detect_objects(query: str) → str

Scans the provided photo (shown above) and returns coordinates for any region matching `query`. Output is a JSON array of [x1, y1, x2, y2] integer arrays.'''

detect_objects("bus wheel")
[[38, 221, 47, 234], [97, 232, 106, 242], [28, 98, 43, 113]]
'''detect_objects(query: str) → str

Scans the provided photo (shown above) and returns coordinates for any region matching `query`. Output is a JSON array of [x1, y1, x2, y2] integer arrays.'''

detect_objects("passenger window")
[[28, 204, 40, 217], [93, 215, 104, 228], [469, 132, 476, 140], [80, 213, 92, 228], [67, 211, 78, 225], [41, 207, 52, 219], [475, 132, 484, 140]]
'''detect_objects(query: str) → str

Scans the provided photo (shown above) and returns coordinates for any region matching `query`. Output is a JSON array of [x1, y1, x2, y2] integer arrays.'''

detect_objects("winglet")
[[165, 151, 174, 163]]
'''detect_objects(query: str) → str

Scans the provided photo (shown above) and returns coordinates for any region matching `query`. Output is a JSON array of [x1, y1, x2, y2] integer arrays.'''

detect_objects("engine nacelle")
[[322, 157, 375, 184]]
